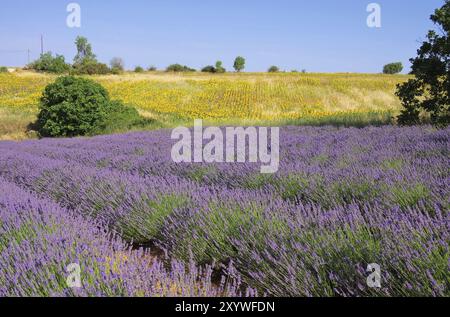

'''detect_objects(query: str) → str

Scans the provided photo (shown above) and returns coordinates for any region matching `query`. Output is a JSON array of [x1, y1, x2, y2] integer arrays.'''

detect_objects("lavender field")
[[0, 125, 449, 297]]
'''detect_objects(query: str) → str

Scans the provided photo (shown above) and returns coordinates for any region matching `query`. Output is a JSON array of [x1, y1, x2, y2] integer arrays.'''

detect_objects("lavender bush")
[[0, 126, 448, 296], [0, 178, 247, 297]]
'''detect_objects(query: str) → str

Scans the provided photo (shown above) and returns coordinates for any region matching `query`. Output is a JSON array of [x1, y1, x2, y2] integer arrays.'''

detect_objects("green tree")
[[134, 66, 144, 73], [36, 76, 144, 137], [383, 62, 403, 74], [28, 52, 70, 74], [215, 61, 226, 73], [166, 64, 196, 72], [201, 65, 216, 73], [73, 60, 110, 75], [73, 36, 96, 65], [396, 1, 449, 126], [72, 37, 111, 75], [268, 66, 280, 73], [233, 56, 246, 72]]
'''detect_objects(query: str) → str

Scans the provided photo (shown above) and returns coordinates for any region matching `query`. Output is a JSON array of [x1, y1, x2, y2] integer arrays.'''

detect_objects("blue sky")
[[0, 0, 444, 72]]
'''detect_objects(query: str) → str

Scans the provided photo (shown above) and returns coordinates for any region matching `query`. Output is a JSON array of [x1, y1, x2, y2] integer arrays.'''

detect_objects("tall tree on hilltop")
[[74, 36, 96, 65]]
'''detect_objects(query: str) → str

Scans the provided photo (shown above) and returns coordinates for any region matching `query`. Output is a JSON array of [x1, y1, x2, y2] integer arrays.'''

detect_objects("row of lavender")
[[0, 178, 248, 296], [0, 126, 448, 296], [6, 126, 448, 211]]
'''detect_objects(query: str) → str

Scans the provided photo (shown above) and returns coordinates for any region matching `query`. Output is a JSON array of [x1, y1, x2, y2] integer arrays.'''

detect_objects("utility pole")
[[40, 35, 44, 55], [27, 49, 30, 64]]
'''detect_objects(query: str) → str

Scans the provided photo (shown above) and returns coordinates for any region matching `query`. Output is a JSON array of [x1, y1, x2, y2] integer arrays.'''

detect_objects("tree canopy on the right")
[[396, 0, 449, 127]]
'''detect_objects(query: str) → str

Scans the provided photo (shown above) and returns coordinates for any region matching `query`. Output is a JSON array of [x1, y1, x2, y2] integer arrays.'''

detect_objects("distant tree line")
[[27, 37, 110, 75], [24, 39, 258, 75], [24, 36, 416, 78], [25, 37, 253, 75]]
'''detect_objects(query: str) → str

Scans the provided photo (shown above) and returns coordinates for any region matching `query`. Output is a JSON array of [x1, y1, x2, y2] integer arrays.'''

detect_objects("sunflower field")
[[0, 71, 408, 139]]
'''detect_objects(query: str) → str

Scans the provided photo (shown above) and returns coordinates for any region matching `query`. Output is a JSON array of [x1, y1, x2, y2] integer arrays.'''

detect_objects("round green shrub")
[[36, 76, 139, 137]]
